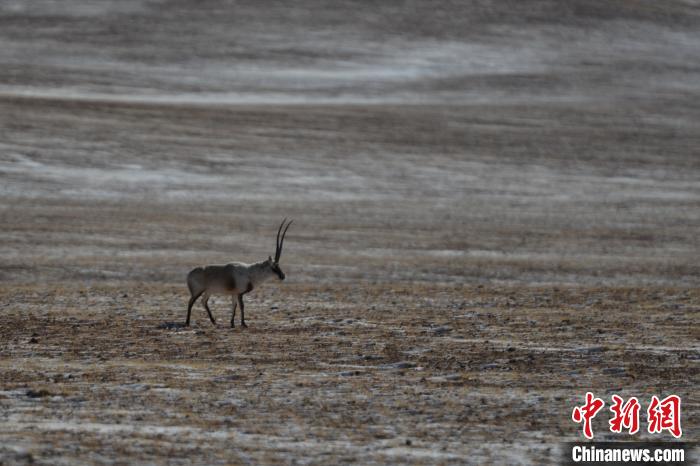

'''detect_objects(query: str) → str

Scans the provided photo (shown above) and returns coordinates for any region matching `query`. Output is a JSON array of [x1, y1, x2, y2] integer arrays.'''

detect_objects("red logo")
[[572, 392, 605, 439], [609, 395, 640, 434], [573, 393, 682, 439], [647, 395, 682, 438]]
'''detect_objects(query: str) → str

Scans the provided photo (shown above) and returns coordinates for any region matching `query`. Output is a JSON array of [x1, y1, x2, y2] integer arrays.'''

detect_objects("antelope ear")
[[268, 255, 273, 263]]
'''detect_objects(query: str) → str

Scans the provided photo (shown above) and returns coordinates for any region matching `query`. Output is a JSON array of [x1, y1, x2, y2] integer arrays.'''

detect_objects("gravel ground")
[[0, 1, 699, 464]]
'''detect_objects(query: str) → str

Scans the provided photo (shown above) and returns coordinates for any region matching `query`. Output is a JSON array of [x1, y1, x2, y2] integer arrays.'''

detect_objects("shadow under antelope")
[[185, 219, 292, 328]]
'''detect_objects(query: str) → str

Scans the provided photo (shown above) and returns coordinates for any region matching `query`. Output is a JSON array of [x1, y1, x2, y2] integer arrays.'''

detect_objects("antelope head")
[[267, 218, 292, 280]]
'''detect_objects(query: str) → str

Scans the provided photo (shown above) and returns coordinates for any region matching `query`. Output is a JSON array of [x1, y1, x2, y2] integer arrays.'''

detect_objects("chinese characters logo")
[[572, 392, 681, 439]]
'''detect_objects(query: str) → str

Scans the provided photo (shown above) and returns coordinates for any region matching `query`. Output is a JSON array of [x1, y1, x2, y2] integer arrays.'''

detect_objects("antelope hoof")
[[241, 322, 248, 328]]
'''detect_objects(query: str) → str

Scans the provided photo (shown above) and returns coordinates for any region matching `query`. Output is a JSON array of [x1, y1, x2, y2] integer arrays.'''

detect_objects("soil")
[[1, 1, 699, 464]]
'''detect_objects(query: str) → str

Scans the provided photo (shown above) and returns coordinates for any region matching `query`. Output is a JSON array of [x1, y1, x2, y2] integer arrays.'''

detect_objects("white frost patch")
[[1, 420, 221, 437], [0, 420, 410, 455], [378, 446, 463, 460]]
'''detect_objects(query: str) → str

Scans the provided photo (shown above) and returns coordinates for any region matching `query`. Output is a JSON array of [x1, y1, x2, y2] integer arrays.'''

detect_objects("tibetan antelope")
[[185, 219, 293, 328]]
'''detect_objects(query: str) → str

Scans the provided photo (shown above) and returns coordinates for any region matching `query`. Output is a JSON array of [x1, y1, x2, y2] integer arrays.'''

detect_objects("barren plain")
[[1, 1, 699, 464]]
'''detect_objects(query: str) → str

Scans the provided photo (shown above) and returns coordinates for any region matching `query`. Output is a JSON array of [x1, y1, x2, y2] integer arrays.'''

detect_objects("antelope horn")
[[275, 218, 287, 262], [275, 219, 293, 262]]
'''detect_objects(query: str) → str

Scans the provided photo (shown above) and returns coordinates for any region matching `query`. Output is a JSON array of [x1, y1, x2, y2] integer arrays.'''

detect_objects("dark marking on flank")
[[226, 274, 237, 292]]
